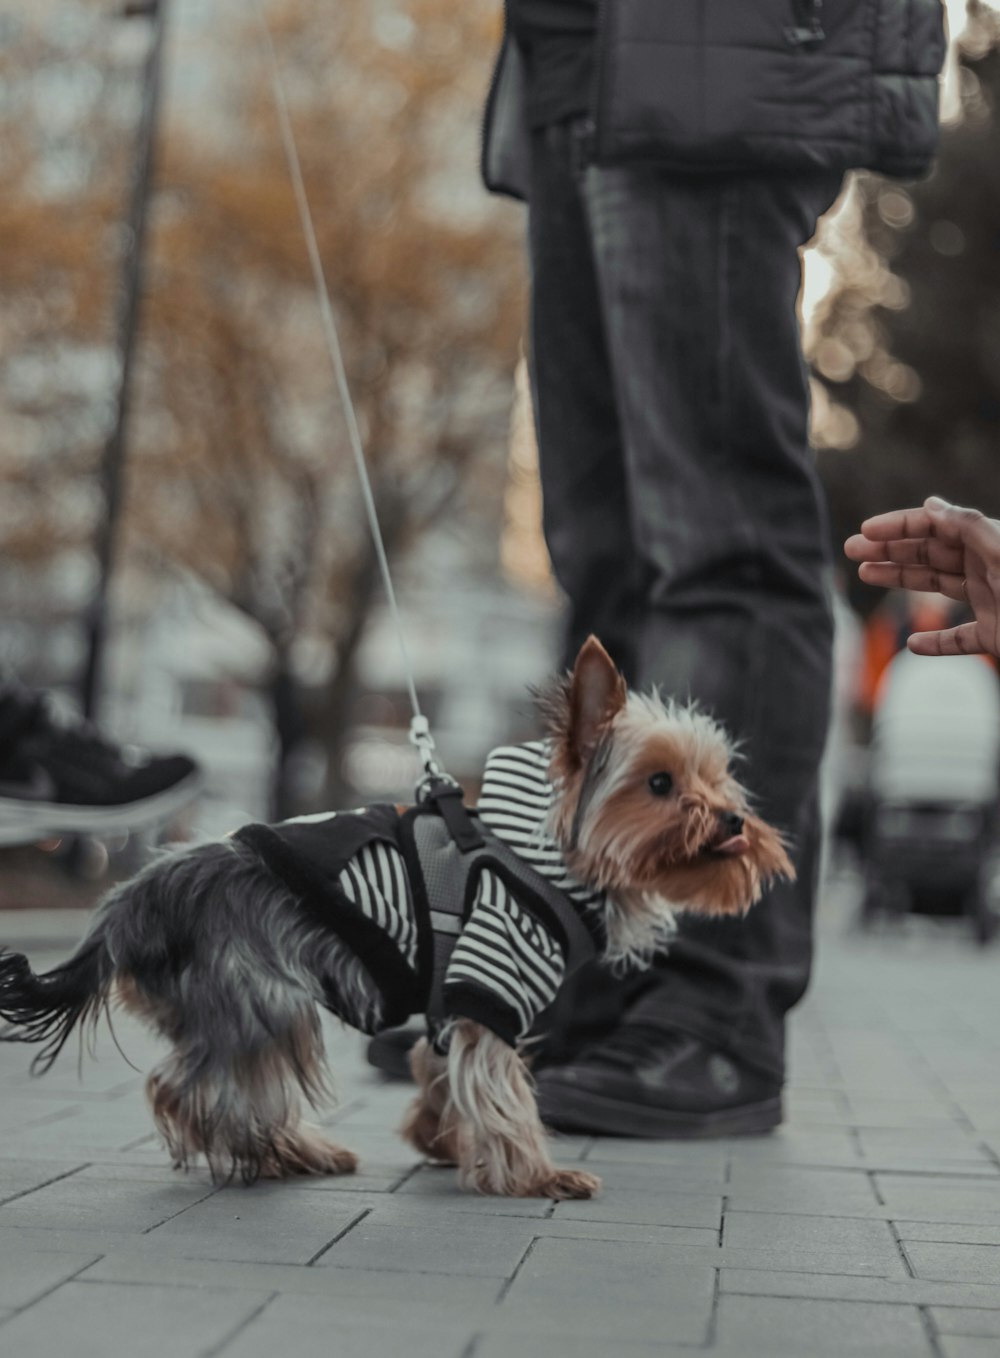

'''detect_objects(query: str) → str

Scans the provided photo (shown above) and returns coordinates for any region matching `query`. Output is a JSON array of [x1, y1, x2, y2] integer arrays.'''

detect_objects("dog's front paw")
[[538, 1168, 601, 1200], [323, 1145, 360, 1175], [259, 1130, 359, 1178]]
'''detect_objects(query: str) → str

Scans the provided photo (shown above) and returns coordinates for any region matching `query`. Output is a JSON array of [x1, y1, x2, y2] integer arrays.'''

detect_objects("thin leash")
[[251, 0, 450, 798]]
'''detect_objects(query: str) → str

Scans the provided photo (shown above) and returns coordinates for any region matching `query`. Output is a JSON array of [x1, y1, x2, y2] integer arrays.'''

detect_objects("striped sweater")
[[235, 741, 607, 1046]]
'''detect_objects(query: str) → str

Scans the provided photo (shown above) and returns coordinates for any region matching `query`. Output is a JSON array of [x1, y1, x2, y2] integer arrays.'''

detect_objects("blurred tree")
[[0, 0, 524, 814], [810, 1, 1000, 614]]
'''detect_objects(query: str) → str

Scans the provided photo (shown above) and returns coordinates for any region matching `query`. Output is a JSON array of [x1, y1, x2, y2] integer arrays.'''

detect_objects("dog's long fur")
[[0, 638, 793, 1199]]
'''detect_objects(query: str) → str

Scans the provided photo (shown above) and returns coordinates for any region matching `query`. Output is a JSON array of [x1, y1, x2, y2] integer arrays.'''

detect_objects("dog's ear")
[[567, 636, 627, 767]]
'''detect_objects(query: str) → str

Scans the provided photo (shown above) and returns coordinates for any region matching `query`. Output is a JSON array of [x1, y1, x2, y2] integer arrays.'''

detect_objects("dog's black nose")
[[720, 811, 744, 836]]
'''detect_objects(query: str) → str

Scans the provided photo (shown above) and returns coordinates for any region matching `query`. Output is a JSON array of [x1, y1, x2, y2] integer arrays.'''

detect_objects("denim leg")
[[526, 123, 644, 678], [578, 166, 841, 1078]]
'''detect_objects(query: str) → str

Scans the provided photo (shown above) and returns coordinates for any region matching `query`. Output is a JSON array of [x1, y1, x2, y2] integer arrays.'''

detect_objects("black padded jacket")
[[482, 0, 948, 199]]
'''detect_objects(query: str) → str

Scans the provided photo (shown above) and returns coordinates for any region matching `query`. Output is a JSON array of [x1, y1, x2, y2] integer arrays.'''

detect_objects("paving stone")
[[0, 1280, 268, 1358], [474, 1337, 677, 1358], [354, 1194, 716, 1248], [495, 1237, 715, 1345], [502, 1217, 717, 1249], [225, 1320, 472, 1358], [80, 1252, 501, 1315], [0, 1159, 88, 1207], [905, 1242, 1000, 1285], [317, 1211, 534, 1276], [785, 1090, 851, 1121], [0, 1171, 216, 1234], [4, 906, 1000, 1355], [721, 1268, 1000, 1309], [712, 1296, 935, 1358], [0, 1102, 93, 1135], [583, 1138, 728, 1170], [857, 1129, 989, 1164], [331, 1193, 555, 1225], [211, 1295, 473, 1358], [73, 1162, 217, 1187], [899, 1223, 1000, 1246], [0, 1104, 165, 1158], [939, 1338, 1000, 1358], [0, 1245, 100, 1309], [726, 1128, 862, 1167], [722, 1210, 904, 1272], [393, 1167, 556, 1215], [953, 1098, 1000, 1129], [725, 1165, 881, 1217], [0, 1225, 149, 1256], [866, 1159, 1000, 1178], [931, 1308, 1000, 1338], [0, 1079, 140, 1105], [143, 1184, 380, 1264], [548, 1188, 721, 1229], [712, 1242, 906, 1277], [543, 1159, 727, 1196], [875, 1174, 1000, 1222], [255, 1162, 414, 1193], [846, 1100, 965, 1130]]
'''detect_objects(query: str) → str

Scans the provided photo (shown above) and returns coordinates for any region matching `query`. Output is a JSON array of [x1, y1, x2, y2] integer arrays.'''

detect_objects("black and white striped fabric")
[[442, 741, 608, 1042], [337, 839, 418, 971], [254, 742, 607, 1044], [270, 808, 420, 975], [443, 867, 566, 1040], [476, 741, 606, 916]]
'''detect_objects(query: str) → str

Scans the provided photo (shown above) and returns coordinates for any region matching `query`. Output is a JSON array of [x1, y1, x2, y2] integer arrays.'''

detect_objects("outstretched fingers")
[[908, 622, 985, 657], [856, 561, 968, 602], [854, 507, 935, 543], [844, 533, 965, 572]]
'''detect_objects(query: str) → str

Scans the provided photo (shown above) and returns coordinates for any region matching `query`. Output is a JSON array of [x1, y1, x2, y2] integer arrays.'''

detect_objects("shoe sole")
[[537, 1082, 783, 1139], [366, 1030, 421, 1082], [0, 771, 205, 847]]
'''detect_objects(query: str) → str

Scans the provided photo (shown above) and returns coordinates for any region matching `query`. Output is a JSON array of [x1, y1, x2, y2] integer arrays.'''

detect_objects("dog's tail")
[[0, 922, 114, 1074]]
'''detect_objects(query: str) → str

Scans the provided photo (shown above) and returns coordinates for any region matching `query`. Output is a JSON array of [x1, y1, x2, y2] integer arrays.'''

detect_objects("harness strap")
[[401, 804, 601, 1032], [424, 782, 485, 853]]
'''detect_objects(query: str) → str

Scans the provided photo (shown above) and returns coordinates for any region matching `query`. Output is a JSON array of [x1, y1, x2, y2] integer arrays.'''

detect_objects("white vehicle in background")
[[860, 650, 1000, 944]]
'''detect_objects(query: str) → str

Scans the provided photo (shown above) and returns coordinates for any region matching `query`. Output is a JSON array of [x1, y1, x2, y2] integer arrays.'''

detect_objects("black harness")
[[236, 783, 602, 1038], [400, 785, 601, 1027]]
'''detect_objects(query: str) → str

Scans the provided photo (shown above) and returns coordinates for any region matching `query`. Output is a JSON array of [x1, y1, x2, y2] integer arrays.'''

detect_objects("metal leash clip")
[[409, 715, 459, 803], [409, 717, 484, 851]]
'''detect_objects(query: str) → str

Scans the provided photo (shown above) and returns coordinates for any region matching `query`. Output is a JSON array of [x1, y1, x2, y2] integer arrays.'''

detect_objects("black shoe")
[[366, 1026, 422, 1081], [0, 687, 203, 846], [534, 1025, 782, 1138]]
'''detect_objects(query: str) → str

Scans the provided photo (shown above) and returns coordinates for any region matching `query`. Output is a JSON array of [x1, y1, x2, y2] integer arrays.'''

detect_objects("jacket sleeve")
[[481, 30, 532, 201]]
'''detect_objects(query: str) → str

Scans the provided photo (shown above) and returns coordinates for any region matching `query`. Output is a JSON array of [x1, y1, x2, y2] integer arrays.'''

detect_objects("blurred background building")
[[1, 0, 999, 922]]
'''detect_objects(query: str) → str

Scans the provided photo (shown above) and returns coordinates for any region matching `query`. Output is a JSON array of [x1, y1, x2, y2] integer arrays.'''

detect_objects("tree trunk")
[[311, 501, 403, 810], [269, 654, 307, 820]]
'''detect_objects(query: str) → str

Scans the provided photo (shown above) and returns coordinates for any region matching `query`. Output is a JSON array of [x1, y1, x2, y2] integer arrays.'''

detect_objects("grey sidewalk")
[[1, 903, 999, 1358]]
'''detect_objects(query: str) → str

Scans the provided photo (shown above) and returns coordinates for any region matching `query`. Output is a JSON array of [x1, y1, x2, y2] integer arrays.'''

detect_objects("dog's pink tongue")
[[715, 834, 750, 857]]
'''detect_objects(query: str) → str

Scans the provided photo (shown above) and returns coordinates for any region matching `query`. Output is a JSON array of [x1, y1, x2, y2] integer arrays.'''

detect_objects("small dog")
[[0, 638, 792, 1199]]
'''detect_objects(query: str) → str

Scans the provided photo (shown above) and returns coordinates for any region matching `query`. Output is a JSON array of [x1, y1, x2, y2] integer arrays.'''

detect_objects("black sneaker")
[[0, 687, 203, 846], [366, 1026, 422, 1081], [534, 1025, 782, 1138]]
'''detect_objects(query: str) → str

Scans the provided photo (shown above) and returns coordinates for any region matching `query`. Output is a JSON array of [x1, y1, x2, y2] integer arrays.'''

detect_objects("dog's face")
[[545, 637, 794, 919]]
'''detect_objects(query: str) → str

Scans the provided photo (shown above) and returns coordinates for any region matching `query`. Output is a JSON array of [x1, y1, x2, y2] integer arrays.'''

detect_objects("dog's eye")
[[648, 772, 674, 797]]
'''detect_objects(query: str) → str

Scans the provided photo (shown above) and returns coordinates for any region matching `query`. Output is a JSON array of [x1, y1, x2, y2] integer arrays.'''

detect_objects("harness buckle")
[[426, 782, 485, 853]]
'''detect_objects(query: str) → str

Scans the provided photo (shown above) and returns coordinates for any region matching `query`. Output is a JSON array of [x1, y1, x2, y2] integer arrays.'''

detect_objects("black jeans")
[[527, 122, 840, 1081]]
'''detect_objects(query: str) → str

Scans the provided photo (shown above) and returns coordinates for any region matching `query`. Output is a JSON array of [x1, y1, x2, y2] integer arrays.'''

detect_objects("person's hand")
[[844, 495, 1000, 659]]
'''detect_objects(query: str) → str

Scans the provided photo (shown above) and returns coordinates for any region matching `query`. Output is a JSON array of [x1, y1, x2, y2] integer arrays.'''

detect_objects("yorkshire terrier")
[[0, 638, 792, 1200]]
